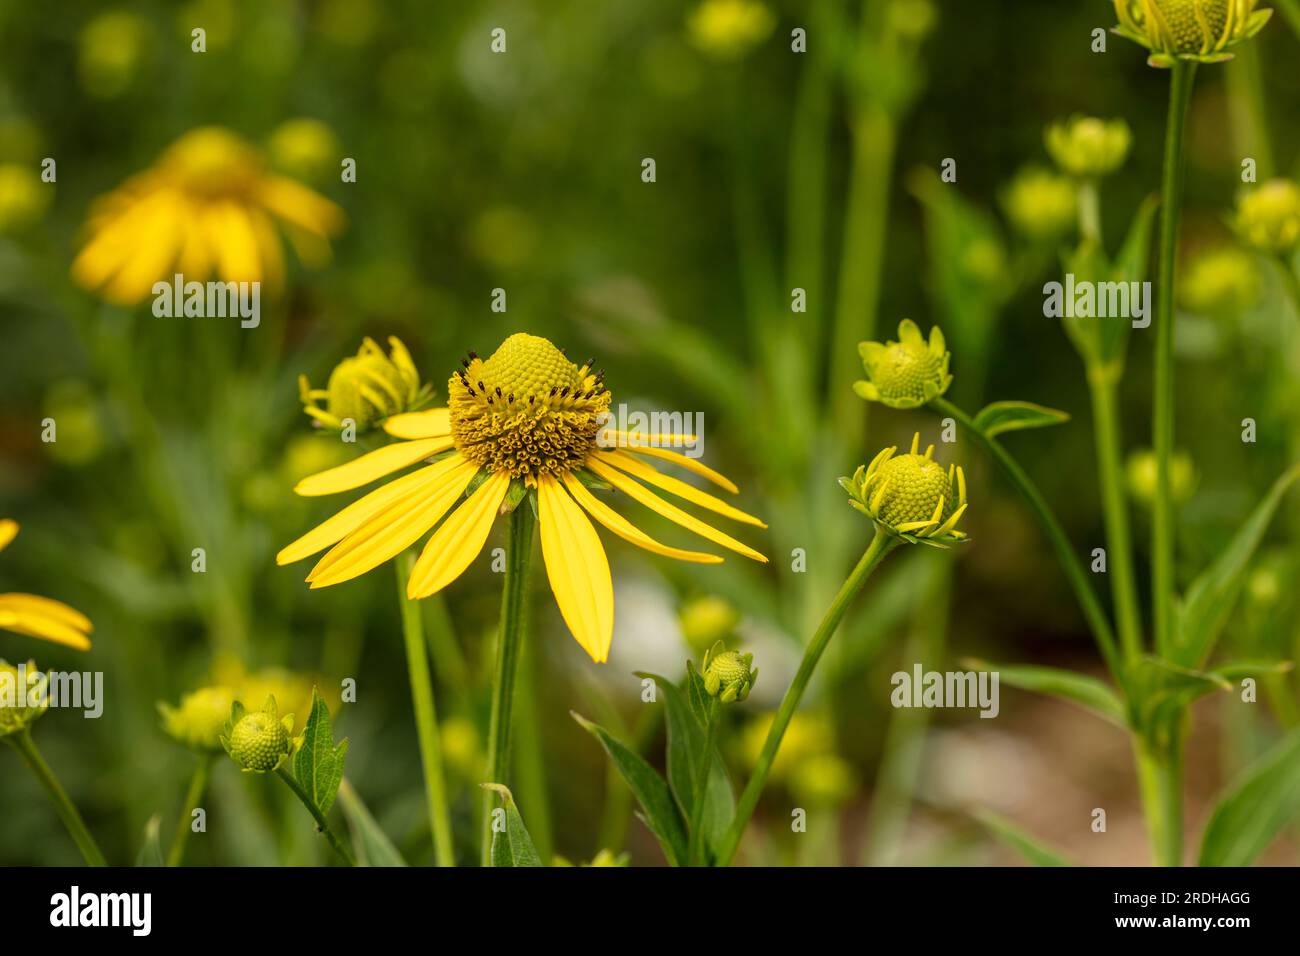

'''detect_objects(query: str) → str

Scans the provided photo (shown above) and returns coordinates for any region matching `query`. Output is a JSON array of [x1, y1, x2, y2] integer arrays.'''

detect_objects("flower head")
[[220, 696, 295, 773], [1178, 247, 1261, 314], [701, 641, 757, 703], [840, 434, 969, 548], [678, 594, 741, 653], [1045, 116, 1131, 179], [72, 126, 345, 305], [159, 686, 236, 753], [1001, 167, 1078, 242], [1234, 179, 1300, 257], [279, 333, 767, 662], [299, 336, 432, 432], [1126, 448, 1197, 506], [854, 320, 952, 409], [687, 0, 775, 61], [1112, 0, 1272, 67], [0, 660, 48, 737], [0, 520, 94, 651]]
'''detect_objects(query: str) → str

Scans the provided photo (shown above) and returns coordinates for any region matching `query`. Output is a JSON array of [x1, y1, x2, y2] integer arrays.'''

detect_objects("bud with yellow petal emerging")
[[300, 336, 433, 432], [1178, 247, 1260, 315], [854, 320, 953, 410], [686, 0, 775, 61], [1045, 116, 1131, 180], [1234, 179, 1300, 257], [1112, 0, 1272, 68], [159, 686, 236, 753], [840, 434, 969, 548], [1001, 167, 1078, 242], [0, 660, 48, 737]]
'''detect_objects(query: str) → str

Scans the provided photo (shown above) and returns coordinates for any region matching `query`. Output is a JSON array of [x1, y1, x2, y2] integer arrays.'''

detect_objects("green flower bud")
[[1126, 448, 1196, 507], [1178, 247, 1261, 315], [678, 595, 741, 653], [299, 336, 432, 432], [0, 660, 48, 737], [267, 118, 341, 185], [78, 12, 149, 98], [701, 641, 757, 703], [1113, 0, 1273, 68], [1045, 116, 1131, 180], [1001, 167, 1078, 242], [1234, 179, 1300, 257], [840, 434, 969, 548], [686, 0, 775, 62], [159, 686, 236, 753], [220, 697, 295, 773], [854, 319, 953, 410]]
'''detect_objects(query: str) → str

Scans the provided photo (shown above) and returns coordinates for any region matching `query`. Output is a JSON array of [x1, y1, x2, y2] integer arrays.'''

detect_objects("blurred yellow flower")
[[78, 12, 150, 97], [267, 118, 340, 184], [0, 163, 50, 233], [72, 126, 345, 306], [0, 521, 93, 651], [0, 660, 48, 737], [299, 336, 433, 432], [1126, 448, 1197, 506], [687, 0, 775, 61], [279, 333, 767, 662], [1178, 247, 1260, 315], [678, 594, 741, 653], [742, 711, 831, 780], [1001, 167, 1077, 242], [1045, 116, 1131, 180], [1234, 179, 1300, 257], [159, 686, 236, 753], [789, 753, 857, 807]]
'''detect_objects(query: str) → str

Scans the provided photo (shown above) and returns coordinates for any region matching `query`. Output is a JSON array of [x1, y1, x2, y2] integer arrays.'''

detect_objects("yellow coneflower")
[[71, 126, 345, 306], [0, 520, 93, 651], [278, 333, 768, 662]]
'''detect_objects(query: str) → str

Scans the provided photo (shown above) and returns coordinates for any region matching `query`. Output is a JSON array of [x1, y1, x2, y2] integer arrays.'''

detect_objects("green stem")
[[274, 766, 357, 866], [718, 529, 899, 866], [1275, 0, 1300, 43], [6, 730, 106, 866], [1077, 180, 1103, 246], [687, 699, 719, 867], [930, 396, 1122, 678], [1134, 733, 1184, 867], [1153, 60, 1197, 658], [1087, 367, 1144, 663], [396, 552, 455, 867], [481, 503, 535, 866], [167, 754, 213, 867]]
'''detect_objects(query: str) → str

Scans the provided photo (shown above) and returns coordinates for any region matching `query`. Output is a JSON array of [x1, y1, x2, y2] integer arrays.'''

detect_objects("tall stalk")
[[167, 754, 213, 867], [481, 504, 535, 866], [6, 730, 106, 866]]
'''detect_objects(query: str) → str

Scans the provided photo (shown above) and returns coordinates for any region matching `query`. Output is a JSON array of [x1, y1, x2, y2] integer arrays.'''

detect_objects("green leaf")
[[135, 814, 163, 867], [963, 658, 1125, 726], [971, 401, 1071, 440], [975, 809, 1076, 866], [292, 687, 349, 816], [1199, 726, 1300, 866], [1173, 464, 1300, 668], [572, 711, 688, 866], [336, 779, 408, 867], [481, 783, 543, 867], [1129, 657, 1233, 738]]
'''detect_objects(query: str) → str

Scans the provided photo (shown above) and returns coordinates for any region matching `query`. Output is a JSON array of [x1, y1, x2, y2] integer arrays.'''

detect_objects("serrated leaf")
[[337, 779, 408, 867], [135, 814, 163, 867], [971, 401, 1071, 440], [1173, 464, 1300, 668], [1199, 726, 1300, 866], [292, 688, 348, 816], [482, 783, 543, 867], [572, 711, 688, 866], [965, 658, 1125, 726], [975, 809, 1076, 866]]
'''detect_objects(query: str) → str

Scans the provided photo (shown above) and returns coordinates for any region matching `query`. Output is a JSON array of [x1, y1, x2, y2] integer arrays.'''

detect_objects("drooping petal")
[[383, 408, 451, 439], [538, 475, 614, 662], [406, 471, 511, 598], [247, 205, 286, 293], [598, 429, 698, 447], [293, 437, 454, 497], [618, 445, 739, 494], [0, 593, 93, 633], [259, 174, 346, 237], [561, 472, 721, 565], [208, 201, 263, 286], [105, 191, 183, 305], [307, 459, 479, 587], [0, 519, 17, 554], [0, 596, 93, 651], [585, 457, 767, 563], [593, 450, 766, 528]]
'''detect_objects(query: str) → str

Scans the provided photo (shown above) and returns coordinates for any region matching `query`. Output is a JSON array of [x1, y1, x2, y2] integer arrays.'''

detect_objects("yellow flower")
[[789, 753, 856, 807], [278, 333, 768, 662], [742, 711, 830, 780], [0, 521, 94, 651], [0, 163, 50, 233], [71, 126, 345, 306], [299, 336, 433, 432], [1126, 448, 1197, 506], [267, 118, 341, 185], [687, 0, 775, 61], [678, 594, 741, 653], [1234, 179, 1300, 257], [1001, 167, 1078, 242], [0, 660, 48, 737], [1045, 116, 1131, 180], [1112, 0, 1272, 67], [854, 319, 953, 410], [78, 12, 149, 98], [159, 686, 236, 753], [1178, 247, 1261, 314], [840, 435, 969, 548]]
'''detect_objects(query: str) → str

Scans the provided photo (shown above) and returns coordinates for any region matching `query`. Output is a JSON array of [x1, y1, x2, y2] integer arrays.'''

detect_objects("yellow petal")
[[0, 593, 93, 633], [277, 456, 466, 565], [174, 197, 212, 280], [561, 472, 721, 565], [0, 519, 17, 554], [586, 458, 767, 563], [259, 174, 346, 237], [0, 597, 93, 651], [383, 409, 451, 440], [105, 191, 183, 305], [208, 201, 262, 286], [71, 190, 163, 293], [619, 445, 739, 494], [406, 471, 510, 599], [538, 475, 614, 662], [294, 437, 454, 497], [599, 430, 698, 447], [248, 205, 285, 293], [593, 450, 766, 528], [307, 459, 479, 588]]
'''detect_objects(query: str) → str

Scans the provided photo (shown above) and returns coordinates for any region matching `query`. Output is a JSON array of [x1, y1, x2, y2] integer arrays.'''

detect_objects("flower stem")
[[1152, 60, 1197, 658], [1077, 180, 1103, 246], [396, 551, 455, 867], [274, 766, 357, 866], [717, 529, 899, 866], [1134, 733, 1185, 867], [167, 753, 213, 867], [1087, 366, 1144, 664], [6, 730, 106, 866], [687, 698, 719, 867], [930, 396, 1122, 677], [481, 502, 535, 866]]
